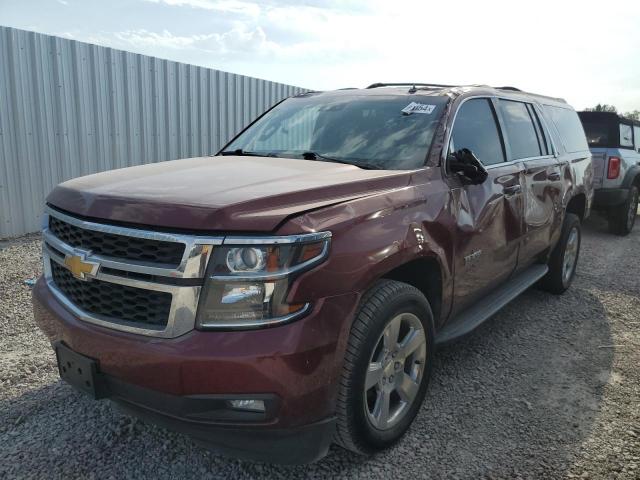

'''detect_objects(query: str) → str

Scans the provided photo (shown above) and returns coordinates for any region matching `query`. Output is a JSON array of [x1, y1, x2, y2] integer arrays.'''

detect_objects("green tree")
[[623, 110, 640, 121], [584, 104, 618, 113]]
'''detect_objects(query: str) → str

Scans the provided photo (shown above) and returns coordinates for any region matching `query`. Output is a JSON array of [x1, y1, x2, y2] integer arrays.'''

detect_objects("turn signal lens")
[[607, 156, 621, 179]]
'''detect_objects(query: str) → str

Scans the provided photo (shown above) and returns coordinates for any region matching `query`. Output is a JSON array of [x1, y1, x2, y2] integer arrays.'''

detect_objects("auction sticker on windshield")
[[401, 102, 436, 115]]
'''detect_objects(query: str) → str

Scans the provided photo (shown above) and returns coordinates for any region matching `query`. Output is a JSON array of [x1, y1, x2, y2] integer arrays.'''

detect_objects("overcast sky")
[[1, 0, 639, 111]]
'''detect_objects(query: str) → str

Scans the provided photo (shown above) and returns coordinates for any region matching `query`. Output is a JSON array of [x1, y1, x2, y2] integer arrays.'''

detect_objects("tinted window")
[[226, 94, 449, 170], [582, 120, 613, 147], [620, 124, 634, 148], [450, 99, 504, 166], [545, 106, 589, 153], [498, 100, 542, 160], [527, 104, 549, 155]]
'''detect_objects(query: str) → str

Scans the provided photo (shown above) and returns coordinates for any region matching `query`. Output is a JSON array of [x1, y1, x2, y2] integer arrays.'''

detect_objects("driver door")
[[447, 97, 525, 315]]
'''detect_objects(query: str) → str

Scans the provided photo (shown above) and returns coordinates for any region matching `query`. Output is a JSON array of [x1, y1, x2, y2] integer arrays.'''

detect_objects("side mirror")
[[448, 148, 488, 185]]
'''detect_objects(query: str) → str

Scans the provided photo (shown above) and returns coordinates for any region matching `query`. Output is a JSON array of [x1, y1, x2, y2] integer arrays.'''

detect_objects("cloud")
[[112, 25, 277, 58], [142, 0, 260, 16], [21, 0, 638, 110]]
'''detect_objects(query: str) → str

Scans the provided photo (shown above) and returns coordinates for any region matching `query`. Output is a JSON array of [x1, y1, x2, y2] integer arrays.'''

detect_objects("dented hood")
[[47, 156, 412, 232]]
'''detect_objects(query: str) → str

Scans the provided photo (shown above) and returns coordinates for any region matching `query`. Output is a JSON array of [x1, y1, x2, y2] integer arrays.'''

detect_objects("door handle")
[[548, 172, 561, 181], [503, 185, 521, 195]]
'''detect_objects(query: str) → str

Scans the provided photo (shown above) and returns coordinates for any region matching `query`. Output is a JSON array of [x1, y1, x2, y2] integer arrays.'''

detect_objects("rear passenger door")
[[448, 97, 524, 314], [496, 99, 563, 268]]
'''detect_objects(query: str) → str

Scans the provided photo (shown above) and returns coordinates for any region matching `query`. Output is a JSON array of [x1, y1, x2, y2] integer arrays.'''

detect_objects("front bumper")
[[33, 277, 359, 463]]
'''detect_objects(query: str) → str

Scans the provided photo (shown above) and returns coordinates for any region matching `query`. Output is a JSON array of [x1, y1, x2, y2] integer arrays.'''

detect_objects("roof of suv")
[[578, 110, 640, 127], [302, 83, 568, 107]]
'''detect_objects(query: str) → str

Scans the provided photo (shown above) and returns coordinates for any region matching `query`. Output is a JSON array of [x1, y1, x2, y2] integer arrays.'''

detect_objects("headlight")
[[196, 232, 331, 329]]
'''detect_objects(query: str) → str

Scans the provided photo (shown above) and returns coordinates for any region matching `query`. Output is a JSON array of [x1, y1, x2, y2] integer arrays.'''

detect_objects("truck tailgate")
[[591, 151, 607, 188]]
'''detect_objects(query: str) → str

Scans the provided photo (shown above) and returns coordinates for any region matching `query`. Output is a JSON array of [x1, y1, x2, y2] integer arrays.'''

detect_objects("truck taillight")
[[607, 156, 621, 179]]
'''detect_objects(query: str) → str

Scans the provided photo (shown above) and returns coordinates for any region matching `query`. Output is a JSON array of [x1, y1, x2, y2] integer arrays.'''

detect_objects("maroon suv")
[[33, 83, 593, 463]]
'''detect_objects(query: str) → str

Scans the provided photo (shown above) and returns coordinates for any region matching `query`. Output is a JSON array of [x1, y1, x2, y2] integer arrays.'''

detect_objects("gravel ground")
[[0, 214, 638, 479]]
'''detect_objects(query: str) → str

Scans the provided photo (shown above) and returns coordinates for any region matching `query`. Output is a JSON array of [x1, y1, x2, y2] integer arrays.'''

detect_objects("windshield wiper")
[[219, 149, 277, 157], [301, 151, 380, 170]]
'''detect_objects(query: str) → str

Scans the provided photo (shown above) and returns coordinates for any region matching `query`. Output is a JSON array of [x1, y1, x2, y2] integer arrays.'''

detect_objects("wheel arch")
[[625, 167, 640, 188], [376, 256, 444, 329], [566, 192, 587, 221]]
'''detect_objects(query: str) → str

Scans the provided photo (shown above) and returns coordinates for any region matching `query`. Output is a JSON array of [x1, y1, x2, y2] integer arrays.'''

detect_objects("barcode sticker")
[[401, 102, 436, 115]]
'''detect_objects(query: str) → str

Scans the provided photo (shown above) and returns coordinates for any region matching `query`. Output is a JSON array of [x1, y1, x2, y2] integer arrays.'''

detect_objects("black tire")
[[608, 185, 639, 236], [539, 212, 581, 294], [334, 280, 435, 455]]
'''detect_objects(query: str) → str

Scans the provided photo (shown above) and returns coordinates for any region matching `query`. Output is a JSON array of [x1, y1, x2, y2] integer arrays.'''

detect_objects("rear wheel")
[[334, 280, 434, 455], [608, 185, 638, 236], [539, 213, 581, 294]]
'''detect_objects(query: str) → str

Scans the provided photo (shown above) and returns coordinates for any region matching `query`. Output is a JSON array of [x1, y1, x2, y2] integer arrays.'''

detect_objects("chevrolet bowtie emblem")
[[64, 252, 100, 281]]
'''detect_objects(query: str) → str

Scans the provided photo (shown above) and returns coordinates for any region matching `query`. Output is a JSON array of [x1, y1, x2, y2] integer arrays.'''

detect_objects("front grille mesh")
[[49, 215, 185, 266], [51, 262, 172, 327]]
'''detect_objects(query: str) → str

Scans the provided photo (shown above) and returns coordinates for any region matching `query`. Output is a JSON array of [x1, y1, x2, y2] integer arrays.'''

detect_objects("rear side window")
[[620, 124, 634, 148], [498, 100, 542, 160], [450, 98, 505, 166], [635, 126, 640, 151], [545, 106, 589, 153], [582, 120, 613, 147], [527, 104, 550, 155]]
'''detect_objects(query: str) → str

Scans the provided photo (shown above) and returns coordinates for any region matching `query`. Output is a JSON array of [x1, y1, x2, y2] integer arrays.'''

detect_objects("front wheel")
[[608, 185, 638, 236], [334, 280, 434, 455], [539, 212, 581, 294]]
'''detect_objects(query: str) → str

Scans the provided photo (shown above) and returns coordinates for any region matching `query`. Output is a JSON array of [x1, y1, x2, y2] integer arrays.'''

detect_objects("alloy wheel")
[[562, 226, 579, 285], [364, 313, 427, 430]]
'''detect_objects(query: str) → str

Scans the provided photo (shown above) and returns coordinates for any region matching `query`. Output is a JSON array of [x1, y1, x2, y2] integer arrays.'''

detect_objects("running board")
[[435, 264, 549, 346]]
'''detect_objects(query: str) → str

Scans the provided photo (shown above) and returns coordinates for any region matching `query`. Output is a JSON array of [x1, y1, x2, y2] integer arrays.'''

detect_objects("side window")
[[620, 124, 634, 148], [544, 105, 589, 153], [498, 100, 542, 160], [450, 98, 505, 166], [634, 126, 640, 152], [527, 104, 550, 155]]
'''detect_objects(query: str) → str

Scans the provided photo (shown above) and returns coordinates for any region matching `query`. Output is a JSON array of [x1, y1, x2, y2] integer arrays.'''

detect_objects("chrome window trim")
[[442, 95, 563, 169], [531, 103, 560, 157], [484, 154, 557, 170]]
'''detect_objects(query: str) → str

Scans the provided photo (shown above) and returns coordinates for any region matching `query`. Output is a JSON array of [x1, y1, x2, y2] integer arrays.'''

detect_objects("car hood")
[[47, 156, 412, 232]]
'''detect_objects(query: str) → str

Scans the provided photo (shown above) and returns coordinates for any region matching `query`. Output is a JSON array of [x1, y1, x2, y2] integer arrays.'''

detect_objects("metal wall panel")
[[0, 26, 305, 237]]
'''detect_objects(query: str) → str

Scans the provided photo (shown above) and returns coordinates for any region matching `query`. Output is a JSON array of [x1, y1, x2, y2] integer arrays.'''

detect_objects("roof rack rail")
[[366, 82, 456, 90], [496, 86, 522, 91]]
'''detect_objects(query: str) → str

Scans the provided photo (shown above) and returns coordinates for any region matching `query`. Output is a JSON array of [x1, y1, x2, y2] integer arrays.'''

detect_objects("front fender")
[[279, 170, 454, 322]]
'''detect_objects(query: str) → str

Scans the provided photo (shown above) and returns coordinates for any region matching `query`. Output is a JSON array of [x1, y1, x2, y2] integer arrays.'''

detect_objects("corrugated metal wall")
[[0, 26, 305, 238]]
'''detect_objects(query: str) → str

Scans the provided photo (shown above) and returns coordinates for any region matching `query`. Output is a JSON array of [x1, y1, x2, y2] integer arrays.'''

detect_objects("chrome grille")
[[51, 262, 172, 327], [49, 215, 185, 266], [42, 206, 223, 338]]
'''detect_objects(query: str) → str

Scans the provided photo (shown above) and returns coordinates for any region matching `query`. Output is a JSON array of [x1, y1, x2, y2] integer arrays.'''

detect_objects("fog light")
[[229, 399, 266, 412]]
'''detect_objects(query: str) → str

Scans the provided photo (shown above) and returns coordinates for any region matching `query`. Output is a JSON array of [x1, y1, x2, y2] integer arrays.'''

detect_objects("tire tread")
[[333, 279, 426, 454]]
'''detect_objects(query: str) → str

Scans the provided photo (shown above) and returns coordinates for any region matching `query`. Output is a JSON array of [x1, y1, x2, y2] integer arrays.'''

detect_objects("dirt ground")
[[0, 214, 638, 479]]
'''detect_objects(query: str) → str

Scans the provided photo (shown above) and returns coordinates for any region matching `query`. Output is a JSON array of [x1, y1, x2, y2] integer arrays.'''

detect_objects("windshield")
[[223, 93, 449, 170]]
